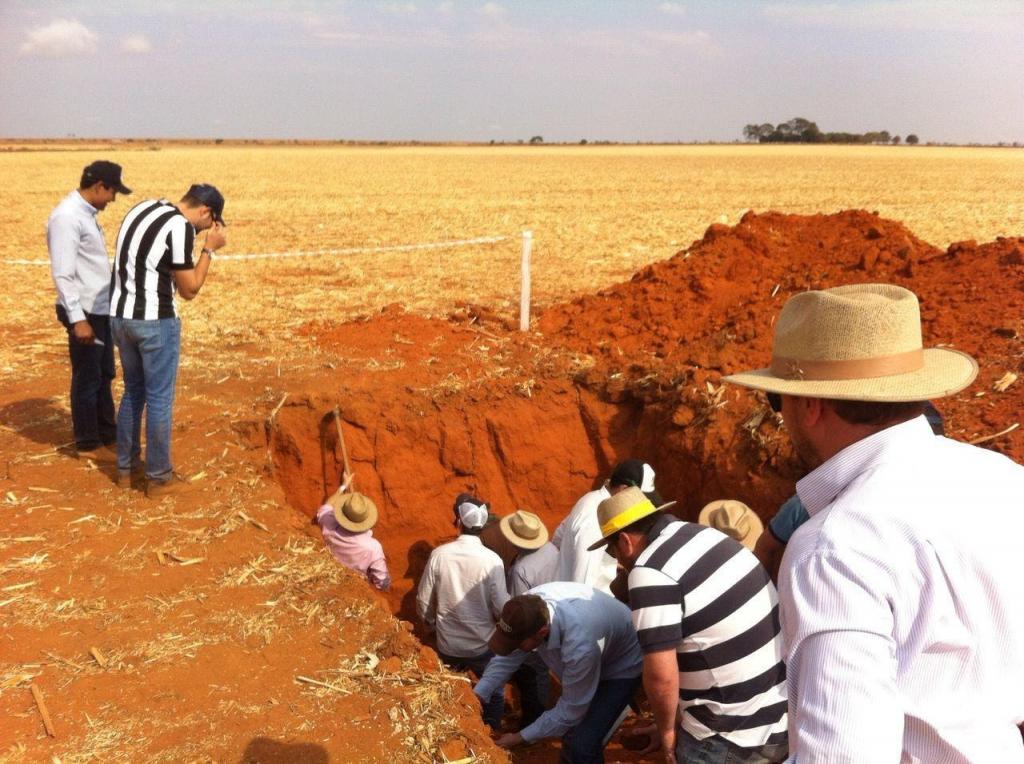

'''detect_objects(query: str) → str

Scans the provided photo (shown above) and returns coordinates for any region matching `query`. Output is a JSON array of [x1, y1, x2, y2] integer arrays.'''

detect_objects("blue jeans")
[[677, 729, 788, 763], [439, 651, 504, 731], [58, 307, 116, 450], [111, 317, 181, 480], [560, 674, 640, 764]]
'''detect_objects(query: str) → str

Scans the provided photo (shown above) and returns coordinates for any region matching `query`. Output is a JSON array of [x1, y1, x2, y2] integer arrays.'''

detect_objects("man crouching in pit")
[[473, 582, 642, 762]]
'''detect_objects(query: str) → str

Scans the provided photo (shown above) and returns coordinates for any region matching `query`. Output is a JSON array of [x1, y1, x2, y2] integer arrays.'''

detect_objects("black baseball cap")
[[186, 183, 226, 225], [82, 161, 131, 194], [609, 459, 665, 506]]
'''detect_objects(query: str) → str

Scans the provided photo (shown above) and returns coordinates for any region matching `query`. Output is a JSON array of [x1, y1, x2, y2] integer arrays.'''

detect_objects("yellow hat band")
[[600, 498, 656, 539]]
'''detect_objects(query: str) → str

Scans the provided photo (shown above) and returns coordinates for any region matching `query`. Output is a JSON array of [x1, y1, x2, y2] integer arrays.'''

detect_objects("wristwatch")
[[201, 248, 215, 259]]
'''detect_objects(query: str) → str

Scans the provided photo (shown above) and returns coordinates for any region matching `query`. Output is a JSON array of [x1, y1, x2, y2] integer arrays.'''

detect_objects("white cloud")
[[121, 34, 152, 54], [480, 2, 506, 17], [657, 2, 687, 16], [379, 2, 418, 14], [19, 18, 98, 57]]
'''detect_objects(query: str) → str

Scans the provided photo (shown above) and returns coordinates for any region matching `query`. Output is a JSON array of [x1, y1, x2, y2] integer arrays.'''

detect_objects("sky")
[[0, 0, 1021, 144]]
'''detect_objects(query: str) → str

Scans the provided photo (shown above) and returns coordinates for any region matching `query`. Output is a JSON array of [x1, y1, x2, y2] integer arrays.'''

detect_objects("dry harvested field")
[[2, 144, 1022, 357], [0, 144, 1021, 762]]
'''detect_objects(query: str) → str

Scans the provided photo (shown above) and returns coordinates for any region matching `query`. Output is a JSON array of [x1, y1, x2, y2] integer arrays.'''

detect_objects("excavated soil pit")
[[253, 210, 1021, 761], [268, 211, 1023, 627]]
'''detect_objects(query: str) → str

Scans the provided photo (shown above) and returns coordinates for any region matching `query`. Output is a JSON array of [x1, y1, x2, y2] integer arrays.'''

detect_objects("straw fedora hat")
[[587, 486, 676, 551], [698, 500, 763, 550], [328, 491, 378, 533], [723, 284, 977, 401], [499, 510, 549, 550]]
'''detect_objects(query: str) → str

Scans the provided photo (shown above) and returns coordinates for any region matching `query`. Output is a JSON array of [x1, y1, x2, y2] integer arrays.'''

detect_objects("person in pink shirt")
[[315, 473, 390, 591]]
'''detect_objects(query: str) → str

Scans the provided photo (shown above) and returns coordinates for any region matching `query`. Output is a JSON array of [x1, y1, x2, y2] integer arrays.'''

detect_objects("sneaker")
[[146, 472, 192, 499]]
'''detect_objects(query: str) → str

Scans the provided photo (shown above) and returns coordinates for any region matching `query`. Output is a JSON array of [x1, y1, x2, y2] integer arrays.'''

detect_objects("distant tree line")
[[743, 117, 918, 145]]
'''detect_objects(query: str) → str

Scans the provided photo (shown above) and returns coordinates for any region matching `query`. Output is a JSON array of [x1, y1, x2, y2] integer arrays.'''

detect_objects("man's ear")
[[538, 624, 551, 639], [792, 395, 826, 428]]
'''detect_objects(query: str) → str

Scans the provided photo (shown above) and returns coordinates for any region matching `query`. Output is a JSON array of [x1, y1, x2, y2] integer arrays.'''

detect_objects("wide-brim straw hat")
[[328, 491, 378, 533], [587, 486, 676, 551], [698, 499, 763, 550], [499, 510, 549, 550], [723, 284, 978, 401]]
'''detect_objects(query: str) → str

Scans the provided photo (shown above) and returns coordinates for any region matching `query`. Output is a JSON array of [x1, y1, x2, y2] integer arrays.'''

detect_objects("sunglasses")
[[766, 392, 783, 413]]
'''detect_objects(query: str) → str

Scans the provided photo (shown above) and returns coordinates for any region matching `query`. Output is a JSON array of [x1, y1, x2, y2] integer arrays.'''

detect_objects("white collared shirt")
[[553, 486, 617, 593], [47, 190, 111, 322], [416, 534, 509, 657], [781, 416, 1024, 763]]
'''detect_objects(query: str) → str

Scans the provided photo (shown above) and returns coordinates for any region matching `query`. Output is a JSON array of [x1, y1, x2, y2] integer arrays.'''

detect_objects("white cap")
[[458, 501, 489, 529], [640, 463, 656, 493]]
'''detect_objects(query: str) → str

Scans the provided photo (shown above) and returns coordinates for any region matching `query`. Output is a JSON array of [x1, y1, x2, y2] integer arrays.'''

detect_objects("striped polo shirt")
[[628, 517, 788, 749], [109, 199, 195, 320]]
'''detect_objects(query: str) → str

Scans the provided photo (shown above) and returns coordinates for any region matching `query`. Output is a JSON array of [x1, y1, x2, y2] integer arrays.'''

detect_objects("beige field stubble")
[[1, 144, 1021, 380]]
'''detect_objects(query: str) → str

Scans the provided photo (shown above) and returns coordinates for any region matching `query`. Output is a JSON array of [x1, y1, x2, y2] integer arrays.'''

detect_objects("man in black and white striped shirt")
[[109, 184, 226, 497], [589, 487, 788, 763]]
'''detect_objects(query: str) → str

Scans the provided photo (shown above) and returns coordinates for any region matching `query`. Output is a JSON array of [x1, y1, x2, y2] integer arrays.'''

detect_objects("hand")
[[339, 470, 354, 493], [72, 320, 95, 344], [205, 222, 227, 252], [494, 732, 523, 749]]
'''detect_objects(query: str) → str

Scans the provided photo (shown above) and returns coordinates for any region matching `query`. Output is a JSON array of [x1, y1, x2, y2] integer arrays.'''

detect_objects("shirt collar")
[[796, 415, 934, 516], [456, 533, 483, 545], [542, 600, 559, 649], [72, 189, 99, 216]]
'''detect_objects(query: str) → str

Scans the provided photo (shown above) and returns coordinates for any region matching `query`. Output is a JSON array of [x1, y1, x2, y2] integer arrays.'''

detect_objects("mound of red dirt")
[[278, 211, 1022, 630]]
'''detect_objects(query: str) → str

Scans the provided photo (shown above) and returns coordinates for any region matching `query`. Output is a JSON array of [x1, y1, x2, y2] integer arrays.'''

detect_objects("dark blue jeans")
[[439, 650, 504, 731], [57, 307, 116, 450], [560, 674, 640, 764], [513, 652, 550, 728], [677, 729, 788, 763], [111, 317, 181, 480]]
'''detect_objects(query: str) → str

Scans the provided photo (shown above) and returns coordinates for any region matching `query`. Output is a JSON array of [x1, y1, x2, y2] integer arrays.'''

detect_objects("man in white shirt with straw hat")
[[723, 283, 1024, 762]]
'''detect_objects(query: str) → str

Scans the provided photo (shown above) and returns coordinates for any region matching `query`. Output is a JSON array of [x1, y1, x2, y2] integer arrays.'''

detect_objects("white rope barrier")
[[3, 230, 536, 331], [2, 234, 511, 266]]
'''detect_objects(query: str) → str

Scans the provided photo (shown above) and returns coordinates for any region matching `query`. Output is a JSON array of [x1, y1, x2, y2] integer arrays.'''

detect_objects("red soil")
[[5, 210, 1019, 763], [285, 212, 1023, 624]]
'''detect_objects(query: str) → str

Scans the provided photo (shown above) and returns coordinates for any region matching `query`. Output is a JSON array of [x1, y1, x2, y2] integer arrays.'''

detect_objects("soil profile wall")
[[266, 210, 1023, 619]]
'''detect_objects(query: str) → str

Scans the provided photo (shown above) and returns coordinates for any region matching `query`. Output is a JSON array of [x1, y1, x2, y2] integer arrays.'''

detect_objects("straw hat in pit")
[[587, 486, 676, 551], [499, 510, 549, 550], [723, 283, 977, 401], [327, 491, 378, 533], [698, 500, 763, 550]]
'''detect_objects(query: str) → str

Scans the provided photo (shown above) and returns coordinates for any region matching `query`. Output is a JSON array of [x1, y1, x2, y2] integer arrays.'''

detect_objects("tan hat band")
[[770, 348, 924, 381]]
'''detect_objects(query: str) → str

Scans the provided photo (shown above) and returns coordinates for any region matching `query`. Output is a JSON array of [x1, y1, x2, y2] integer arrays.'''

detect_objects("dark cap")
[[609, 459, 664, 505], [488, 595, 548, 656], [82, 161, 131, 194], [185, 183, 226, 225]]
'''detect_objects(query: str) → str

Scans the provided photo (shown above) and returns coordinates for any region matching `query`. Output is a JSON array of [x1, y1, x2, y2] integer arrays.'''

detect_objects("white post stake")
[[519, 230, 532, 332]]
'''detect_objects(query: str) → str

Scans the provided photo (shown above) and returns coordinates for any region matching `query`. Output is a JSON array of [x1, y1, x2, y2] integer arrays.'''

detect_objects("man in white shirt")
[[47, 161, 131, 458], [724, 283, 1024, 762], [416, 493, 509, 730], [554, 459, 663, 593]]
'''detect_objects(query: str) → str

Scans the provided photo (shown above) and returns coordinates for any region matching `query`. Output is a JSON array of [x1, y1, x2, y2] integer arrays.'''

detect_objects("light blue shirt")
[[47, 190, 110, 322], [474, 581, 642, 744], [768, 494, 809, 544]]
